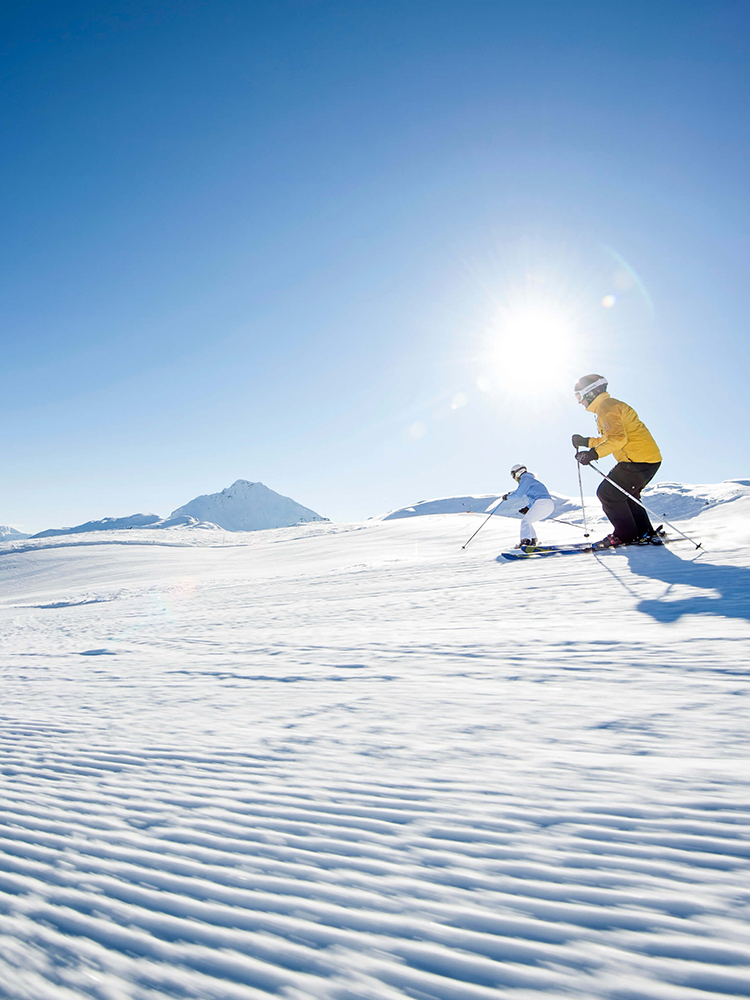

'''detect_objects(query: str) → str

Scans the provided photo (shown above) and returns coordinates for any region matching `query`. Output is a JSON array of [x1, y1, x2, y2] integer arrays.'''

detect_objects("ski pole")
[[587, 460, 702, 549], [461, 505, 502, 549], [575, 449, 590, 538]]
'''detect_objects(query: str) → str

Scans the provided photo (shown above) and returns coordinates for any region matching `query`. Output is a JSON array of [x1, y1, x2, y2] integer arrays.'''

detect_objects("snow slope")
[[0, 484, 749, 999]]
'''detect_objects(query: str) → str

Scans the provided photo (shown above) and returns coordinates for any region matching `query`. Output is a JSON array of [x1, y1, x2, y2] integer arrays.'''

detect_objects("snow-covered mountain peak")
[[0, 525, 30, 542], [170, 480, 326, 532]]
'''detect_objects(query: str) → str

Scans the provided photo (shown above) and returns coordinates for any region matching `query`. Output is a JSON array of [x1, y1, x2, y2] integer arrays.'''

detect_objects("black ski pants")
[[596, 461, 661, 543]]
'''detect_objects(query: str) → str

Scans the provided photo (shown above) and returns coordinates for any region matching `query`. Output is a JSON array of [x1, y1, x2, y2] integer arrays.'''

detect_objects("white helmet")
[[510, 464, 527, 481], [574, 373, 608, 405]]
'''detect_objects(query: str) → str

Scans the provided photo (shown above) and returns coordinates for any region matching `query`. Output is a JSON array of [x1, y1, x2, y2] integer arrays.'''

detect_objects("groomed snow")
[[1, 481, 749, 999]]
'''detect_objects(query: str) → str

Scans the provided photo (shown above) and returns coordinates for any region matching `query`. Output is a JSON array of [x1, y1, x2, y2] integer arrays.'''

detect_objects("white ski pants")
[[520, 497, 554, 540]]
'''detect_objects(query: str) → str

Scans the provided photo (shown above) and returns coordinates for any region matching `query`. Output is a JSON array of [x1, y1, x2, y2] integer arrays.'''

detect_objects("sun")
[[482, 302, 576, 396]]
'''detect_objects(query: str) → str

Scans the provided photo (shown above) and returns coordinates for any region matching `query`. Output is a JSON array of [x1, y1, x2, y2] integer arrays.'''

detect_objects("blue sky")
[[2, 0, 748, 530]]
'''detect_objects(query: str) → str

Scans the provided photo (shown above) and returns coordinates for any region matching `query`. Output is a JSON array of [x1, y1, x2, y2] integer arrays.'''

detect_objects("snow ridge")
[[1, 739, 749, 1000], [378, 492, 588, 522], [379, 479, 750, 524]]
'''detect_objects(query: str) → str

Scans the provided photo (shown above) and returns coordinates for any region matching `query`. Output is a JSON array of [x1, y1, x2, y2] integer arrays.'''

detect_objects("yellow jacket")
[[586, 393, 662, 463]]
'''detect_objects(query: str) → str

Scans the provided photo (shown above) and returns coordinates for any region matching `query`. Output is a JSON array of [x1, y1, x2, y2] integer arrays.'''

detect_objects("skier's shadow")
[[622, 546, 750, 623]]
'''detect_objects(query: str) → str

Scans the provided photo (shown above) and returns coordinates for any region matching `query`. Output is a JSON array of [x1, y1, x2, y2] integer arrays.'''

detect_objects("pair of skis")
[[499, 532, 668, 561]]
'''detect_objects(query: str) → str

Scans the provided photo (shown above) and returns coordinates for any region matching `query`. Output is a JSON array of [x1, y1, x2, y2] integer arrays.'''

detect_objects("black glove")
[[501, 494, 508, 502], [575, 448, 598, 466], [518, 506, 529, 515], [571, 433, 589, 448]]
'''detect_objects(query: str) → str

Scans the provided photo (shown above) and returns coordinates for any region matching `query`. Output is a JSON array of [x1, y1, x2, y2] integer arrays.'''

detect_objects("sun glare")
[[483, 303, 575, 396], [470, 243, 657, 404]]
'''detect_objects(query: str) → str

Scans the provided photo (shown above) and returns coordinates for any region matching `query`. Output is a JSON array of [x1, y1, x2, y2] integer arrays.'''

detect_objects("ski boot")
[[592, 532, 625, 550]]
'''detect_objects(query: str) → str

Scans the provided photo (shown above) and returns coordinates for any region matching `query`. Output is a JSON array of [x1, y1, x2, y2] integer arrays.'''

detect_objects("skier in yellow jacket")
[[572, 374, 662, 546]]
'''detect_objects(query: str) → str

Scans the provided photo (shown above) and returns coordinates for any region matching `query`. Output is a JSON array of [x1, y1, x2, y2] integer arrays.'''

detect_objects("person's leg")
[[597, 466, 639, 542], [625, 462, 661, 536], [519, 510, 534, 543], [597, 463, 661, 542], [520, 497, 554, 542]]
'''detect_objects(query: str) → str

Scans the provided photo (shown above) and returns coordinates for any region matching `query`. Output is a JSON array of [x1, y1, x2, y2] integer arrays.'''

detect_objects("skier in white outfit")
[[502, 464, 555, 548]]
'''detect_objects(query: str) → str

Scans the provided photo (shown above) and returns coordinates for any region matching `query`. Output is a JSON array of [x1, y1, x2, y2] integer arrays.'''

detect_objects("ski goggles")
[[574, 377, 608, 402]]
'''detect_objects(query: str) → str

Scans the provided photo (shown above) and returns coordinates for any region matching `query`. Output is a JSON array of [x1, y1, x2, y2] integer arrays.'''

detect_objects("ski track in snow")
[[0, 494, 749, 999]]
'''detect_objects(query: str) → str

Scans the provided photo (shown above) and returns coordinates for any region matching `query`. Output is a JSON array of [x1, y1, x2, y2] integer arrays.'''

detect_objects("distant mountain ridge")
[[377, 479, 750, 523], [170, 480, 326, 532], [32, 513, 217, 539], [23, 480, 326, 539]]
